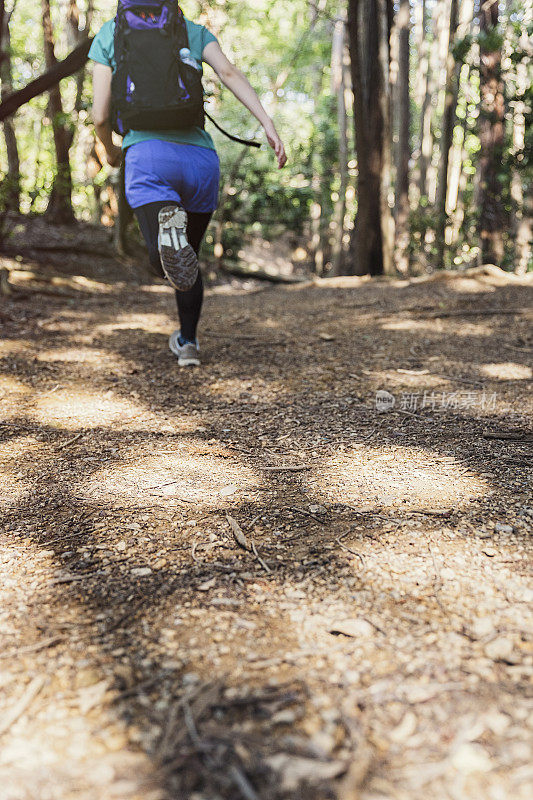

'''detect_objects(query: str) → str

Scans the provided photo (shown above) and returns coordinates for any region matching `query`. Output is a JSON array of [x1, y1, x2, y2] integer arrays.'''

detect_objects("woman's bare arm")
[[91, 62, 122, 166], [202, 40, 287, 168]]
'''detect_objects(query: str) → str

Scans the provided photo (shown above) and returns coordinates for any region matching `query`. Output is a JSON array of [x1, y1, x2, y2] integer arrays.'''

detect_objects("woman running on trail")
[[90, 3, 287, 366]]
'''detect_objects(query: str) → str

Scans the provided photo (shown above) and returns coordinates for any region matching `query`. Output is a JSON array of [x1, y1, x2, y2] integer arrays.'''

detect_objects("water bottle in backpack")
[[179, 47, 201, 71]]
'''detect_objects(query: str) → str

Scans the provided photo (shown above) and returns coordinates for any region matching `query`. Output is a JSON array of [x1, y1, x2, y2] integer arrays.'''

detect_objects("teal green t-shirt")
[[88, 17, 217, 151]]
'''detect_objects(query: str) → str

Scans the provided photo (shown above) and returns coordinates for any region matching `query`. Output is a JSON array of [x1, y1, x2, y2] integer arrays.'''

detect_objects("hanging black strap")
[[204, 109, 261, 148]]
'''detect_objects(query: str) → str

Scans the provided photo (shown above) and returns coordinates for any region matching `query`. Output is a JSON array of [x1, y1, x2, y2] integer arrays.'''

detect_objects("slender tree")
[[394, 0, 410, 273], [435, 0, 459, 268], [329, 12, 349, 275], [347, 0, 394, 276], [41, 0, 75, 223], [1, 1, 20, 211], [67, 0, 93, 125], [478, 0, 505, 265]]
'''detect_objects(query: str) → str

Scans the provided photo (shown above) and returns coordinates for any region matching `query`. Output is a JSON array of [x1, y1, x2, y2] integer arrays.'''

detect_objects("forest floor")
[[0, 229, 532, 800]]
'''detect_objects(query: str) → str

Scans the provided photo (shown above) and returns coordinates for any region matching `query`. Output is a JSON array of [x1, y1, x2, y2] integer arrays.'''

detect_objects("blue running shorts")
[[124, 139, 220, 213]]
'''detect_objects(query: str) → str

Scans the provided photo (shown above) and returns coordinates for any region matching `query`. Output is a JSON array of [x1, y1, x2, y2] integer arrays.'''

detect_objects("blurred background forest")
[[0, 0, 531, 279]]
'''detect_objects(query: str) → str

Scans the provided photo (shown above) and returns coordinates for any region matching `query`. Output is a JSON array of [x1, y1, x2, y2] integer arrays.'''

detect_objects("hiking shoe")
[[158, 205, 198, 291], [169, 330, 201, 366]]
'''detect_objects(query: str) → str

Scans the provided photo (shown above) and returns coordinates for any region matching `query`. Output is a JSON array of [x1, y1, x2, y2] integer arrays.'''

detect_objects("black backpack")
[[111, 0, 204, 135]]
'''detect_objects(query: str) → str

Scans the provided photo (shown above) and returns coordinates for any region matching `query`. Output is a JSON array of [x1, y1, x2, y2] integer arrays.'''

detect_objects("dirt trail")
[[1, 259, 532, 800]]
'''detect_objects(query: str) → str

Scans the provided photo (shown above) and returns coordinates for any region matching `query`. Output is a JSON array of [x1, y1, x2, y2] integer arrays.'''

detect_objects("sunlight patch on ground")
[[35, 348, 128, 365], [306, 445, 489, 510], [0, 340, 33, 358], [0, 376, 32, 422], [0, 375, 31, 397], [361, 369, 445, 390], [33, 389, 148, 430], [93, 312, 173, 337], [479, 362, 532, 381], [441, 278, 498, 294], [380, 318, 494, 337], [79, 450, 259, 507], [381, 319, 444, 333], [139, 283, 173, 294]]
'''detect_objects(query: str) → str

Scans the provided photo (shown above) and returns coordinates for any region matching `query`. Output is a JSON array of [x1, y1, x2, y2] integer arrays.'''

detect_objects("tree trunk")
[[1, 6, 20, 212], [435, 0, 459, 269], [394, 0, 410, 274], [347, 0, 394, 276], [329, 14, 349, 276], [67, 0, 93, 129], [41, 0, 75, 224], [478, 0, 505, 265], [425, 2, 450, 206], [509, 41, 531, 273], [416, 0, 432, 198], [0, 1, 5, 62]]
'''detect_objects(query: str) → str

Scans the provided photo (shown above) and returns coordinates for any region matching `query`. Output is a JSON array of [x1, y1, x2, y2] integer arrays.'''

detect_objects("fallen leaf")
[[390, 711, 417, 743], [266, 754, 346, 790], [219, 484, 238, 497], [337, 743, 373, 800], [450, 743, 492, 773], [484, 636, 514, 661], [329, 619, 374, 638], [226, 514, 250, 550], [471, 617, 495, 639], [78, 679, 109, 714], [131, 567, 152, 577], [197, 577, 216, 592]]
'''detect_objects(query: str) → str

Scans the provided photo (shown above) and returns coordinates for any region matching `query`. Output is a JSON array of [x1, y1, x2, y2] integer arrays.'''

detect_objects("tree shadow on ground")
[[0, 274, 531, 799]]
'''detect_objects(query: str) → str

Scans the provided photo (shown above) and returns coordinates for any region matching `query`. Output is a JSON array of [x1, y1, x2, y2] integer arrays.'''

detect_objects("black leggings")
[[134, 201, 212, 341]]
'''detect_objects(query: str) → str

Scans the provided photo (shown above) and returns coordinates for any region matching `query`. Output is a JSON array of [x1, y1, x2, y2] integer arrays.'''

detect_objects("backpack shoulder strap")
[[204, 109, 261, 148]]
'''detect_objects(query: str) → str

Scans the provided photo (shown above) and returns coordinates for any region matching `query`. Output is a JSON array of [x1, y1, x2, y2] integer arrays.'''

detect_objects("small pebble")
[[131, 567, 152, 576]]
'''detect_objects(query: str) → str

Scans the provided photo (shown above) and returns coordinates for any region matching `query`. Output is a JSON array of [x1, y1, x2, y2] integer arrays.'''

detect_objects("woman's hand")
[[106, 143, 122, 167], [263, 118, 287, 169]]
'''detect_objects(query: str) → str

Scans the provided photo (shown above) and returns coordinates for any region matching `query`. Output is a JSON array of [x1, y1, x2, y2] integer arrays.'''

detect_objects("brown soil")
[[1, 244, 532, 800]]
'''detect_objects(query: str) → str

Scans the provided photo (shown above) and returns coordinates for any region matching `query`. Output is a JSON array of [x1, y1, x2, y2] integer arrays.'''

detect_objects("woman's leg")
[[133, 202, 212, 341], [177, 211, 212, 341]]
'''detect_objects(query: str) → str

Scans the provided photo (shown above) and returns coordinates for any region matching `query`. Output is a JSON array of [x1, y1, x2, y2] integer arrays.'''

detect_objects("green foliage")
[[478, 29, 504, 54], [452, 35, 473, 65], [0, 0, 530, 272]]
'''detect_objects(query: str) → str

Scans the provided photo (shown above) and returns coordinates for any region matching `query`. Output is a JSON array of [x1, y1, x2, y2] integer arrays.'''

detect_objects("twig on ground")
[[39, 529, 90, 546], [0, 676, 46, 737], [113, 668, 172, 702], [483, 429, 532, 441], [251, 541, 271, 573], [428, 544, 449, 616], [336, 537, 365, 567], [288, 506, 327, 523], [502, 343, 533, 353], [50, 574, 90, 584], [191, 542, 201, 562], [229, 765, 260, 800], [0, 635, 63, 660], [260, 464, 313, 471], [183, 697, 202, 749], [56, 431, 84, 450], [424, 307, 530, 318], [104, 598, 147, 633]]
